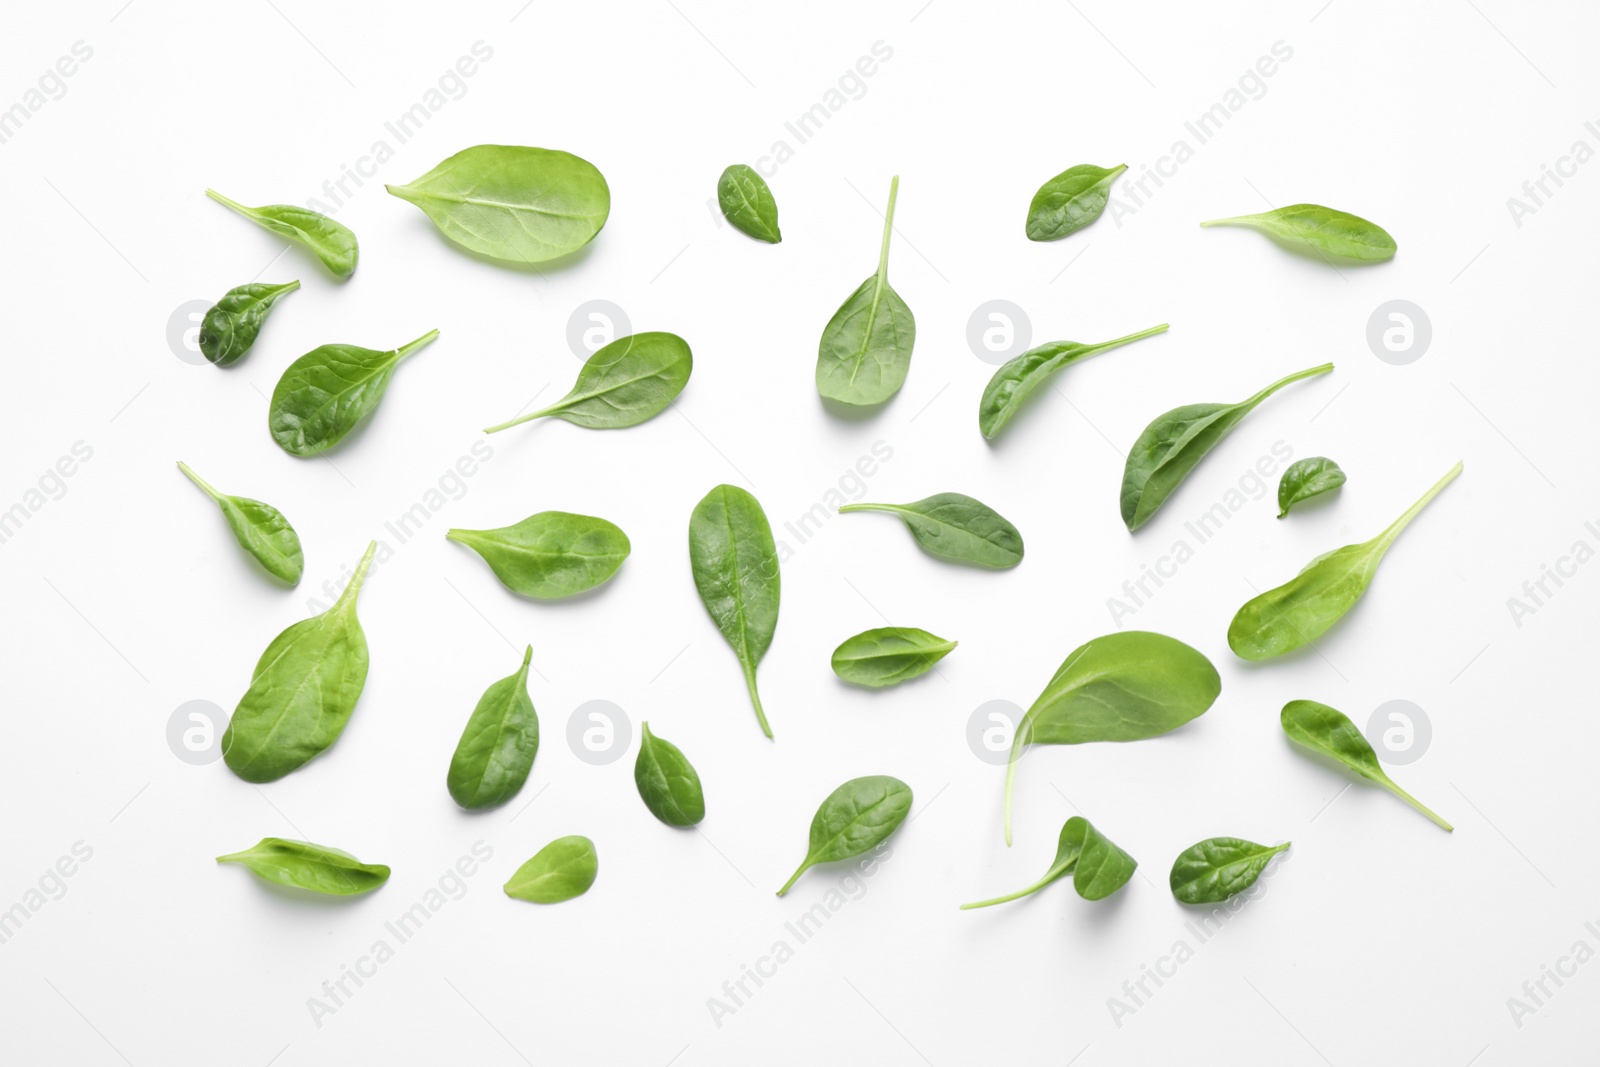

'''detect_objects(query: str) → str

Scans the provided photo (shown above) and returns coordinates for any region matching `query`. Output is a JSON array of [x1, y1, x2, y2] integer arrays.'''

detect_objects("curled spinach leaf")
[[447, 645, 539, 811], [484, 332, 691, 434], [387, 145, 610, 265], [269, 329, 439, 456], [1281, 700, 1451, 830], [1229, 462, 1461, 660], [222, 541, 376, 782], [504, 836, 598, 903], [447, 511, 629, 600], [815, 175, 915, 408], [831, 627, 955, 688], [1121, 362, 1333, 530], [777, 775, 911, 896], [1200, 203, 1396, 263], [1025, 163, 1126, 241], [177, 461, 303, 585], [839, 493, 1023, 569], [1277, 456, 1346, 518], [962, 816, 1135, 908], [634, 722, 705, 827], [718, 164, 781, 243], [199, 280, 299, 367], [978, 323, 1168, 440], [1005, 631, 1219, 844], [216, 838, 389, 896], [1170, 838, 1289, 904], [206, 189, 358, 279], [689, 485, 780, 738]]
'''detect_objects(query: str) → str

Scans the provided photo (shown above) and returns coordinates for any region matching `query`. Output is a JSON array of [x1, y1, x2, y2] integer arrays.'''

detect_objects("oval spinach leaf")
[[689, 485, 780, 738], [979, 323, 1168, 440], [270, 330, 439, 456], [446, 511, 629, 600], [1281, 700, 1452, 830], [1005, 631, 1219, 844], [1121, 362, 1333, 530], [815, 175, 915, 408], [447, 645, 539, 811], [831, 627, 956, 688], [222, 541, 376, 782], [1025, 163, 1126, 241], [387, 145, 610, 265], [1277, 456, 1346, 518], [504, 835, 598, 903], [177, 461, 303, 585], [199, 280, 299, 367], [634, 722, 705, 827], [1229, 462, 1461, 660], [1200, 203, 1396, 263], [206, 189, 358, 279], [777, 775, 911, 896], [839, 493, 1023, 569], [962, 816, 1135, 909], [718, 164, 781, 243], [1169, 837, 1290, 904], [216, 838, 389, 896], [484, 332, 691, 434]]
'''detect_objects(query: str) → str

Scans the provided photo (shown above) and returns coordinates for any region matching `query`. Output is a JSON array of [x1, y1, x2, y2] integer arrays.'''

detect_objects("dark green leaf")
[[198, 281, 299, 366], [689, 485, 780, 738], [831, 627, 955, 688], [177, 461, 303, 585], [269, 330, 439, 456], [217, 838, 389, 896], [1169, 837, 1290, 904], [839, 492, 1023, 569], [777, 776, 911, 896], [634, 722, 705, 827], [962, 816, 1135, 908], [1277, 456, 1347, 518], [447, 646, 539, 811], [207, 189, 357, 279], [1281, 700, 1451, 830], [816, 175, 915, 407], [1025, 163, 1126, 241], [484, 332, 691, 434], [978, 324, 1167, 440], [447, 511, 629, 599], [504, 836, 598, 903], [1201, 203, 1396, 263], [718, 164, 781, 243]]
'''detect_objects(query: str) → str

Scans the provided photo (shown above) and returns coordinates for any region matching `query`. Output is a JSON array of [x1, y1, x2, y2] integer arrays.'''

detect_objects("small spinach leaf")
[[447, 645, 539, 811], [815, 175, 915, 408], [777, 776, 911, 896], [962, 816, 1136, 909], [199, 280, 299, 367], [1277, 456, 1347, 518], [1200, 204, 1396, 263], [1005, 631, 1219, 844], [484, 332, 691, 434], [387, 145, 610, 265], [222, 541, 376, 782], [447, 511, 629, 600], [979, 323, 1168, 440], [1281, 700, 1452, 830], [216, 838, 389, 896], [1229, 462, 1461, 660], [504, 836, 598, 903], [207, 189, 358, 279], [269, 329, 439, 456], [839, 493, 1023, 569], [1121, 362, 1333, 530], [1169, 837, 1289, 904], [718, 164, 781, 243], [177, 461, 303, 585], [1025, 163, 1126, 241], [634, 722, 705, 827], [689, 485, 780, 738], [831, 627, 955, 688]]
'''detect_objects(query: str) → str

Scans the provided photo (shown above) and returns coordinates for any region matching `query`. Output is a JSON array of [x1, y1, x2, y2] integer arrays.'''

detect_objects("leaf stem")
[[744, 664, 773, 739], [876, 175, 899, 283], [960, 870, 1057, 910], [1373, 461, 1463, 553], [334, 540, 379, 612], [394, 329, 440, 362], [205, 188, 251, 217], [176, 460, 220, 502], [1002, 719, 1029, 846], [484, 397, 559, 435], [1242, 362, 1334, 409], [1089, 322, 1170, 356], [1198, 213, 1262, 228], [1383, 780, 1453, 831], [776, 860, 809, 897]]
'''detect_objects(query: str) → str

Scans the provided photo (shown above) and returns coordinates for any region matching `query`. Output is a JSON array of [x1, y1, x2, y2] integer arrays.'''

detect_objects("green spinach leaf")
[[269, 329, 439, 456], [198, 281, 299, 367], [1281, 700, 1451, 830], [831, 627, 955, 688], [484, 332, 691, 434], [446, 511, 629, 599], [962, 816, 1135, 908], [979, 323, 1168, 440], [634, 722, 705, 827], [177, 461, 303, 585], [1229, 462, 1461, 660], [216, 838, 389, 896], [1025, 163, 1126, 241], [447, 645, 539, 811], [1169, 837, 1289, 904], [387, 145, 610, 264], [815, 175, 915, 407], [718, 164, 781, 243], [1278, 456, 1346, 518], [207, 189, 358, 279], [777, 775, 911, 896], [689, 485, 780, 738], [1121, 362, 1333, 530], [222, 541, 376, 782], [1200, 203, 1396, 262], [1005, 631, 1219, 844], [504, 835, 598, 903], [839, 493, 1023, 569]]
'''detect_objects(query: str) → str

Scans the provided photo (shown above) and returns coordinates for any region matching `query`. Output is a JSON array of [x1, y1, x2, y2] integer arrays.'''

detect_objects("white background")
[[2, 1, 1596, 1063]]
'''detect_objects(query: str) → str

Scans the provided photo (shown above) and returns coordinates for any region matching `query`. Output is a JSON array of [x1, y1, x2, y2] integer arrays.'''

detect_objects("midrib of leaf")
[[459, 649, 531, 801], [398, 182, 601, 223], [813, 791, 898, 860], [844, 176, 899, 389]]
